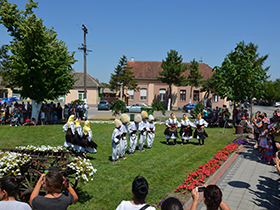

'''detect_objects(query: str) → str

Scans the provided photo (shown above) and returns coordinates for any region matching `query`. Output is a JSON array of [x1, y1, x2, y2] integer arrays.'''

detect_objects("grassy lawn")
[[0, 122, 236, 210]]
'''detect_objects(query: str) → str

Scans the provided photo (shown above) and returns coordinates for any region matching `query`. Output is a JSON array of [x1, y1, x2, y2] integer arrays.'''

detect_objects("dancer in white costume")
[[128, 114, 141, 155], [193, 113, 209, 146], [111, 119, 122, 162], [138, 111, 149, 151], [179, 114, 196, 145], [120, 114, 129, 159], [164, 113, 180, 145], [63, 115, 75, 149], [146, 115, 155, 149]]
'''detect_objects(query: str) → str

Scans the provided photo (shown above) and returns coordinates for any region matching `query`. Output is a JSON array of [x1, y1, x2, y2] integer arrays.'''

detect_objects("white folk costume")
[[73, 118, 83, 152], [193, 115, 208, 145], [63, 115, 75, 148], [81, 120, 97, 154], [120, 114, 129, 159], [179, 116, 196, 144], [128, 114, 141, 154], [138, 111, 149, 151], [146, 115, 155, 149], [112, 119, 122, 162], [164, 114, 180, 145]]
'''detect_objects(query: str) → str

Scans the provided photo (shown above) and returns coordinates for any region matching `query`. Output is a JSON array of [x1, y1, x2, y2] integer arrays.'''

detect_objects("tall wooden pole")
[[82, 25, 88, 100]]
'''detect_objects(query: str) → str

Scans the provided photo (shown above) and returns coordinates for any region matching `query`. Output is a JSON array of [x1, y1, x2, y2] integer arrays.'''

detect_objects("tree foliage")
[[0, 0, 76, 103], [112, 100, 127, 116], [157, 50, 187, 106], [152, 101, 166, 116], [212, 41, 269, 103], [109, 55, 139, 96], [263, 79, 280, 102]]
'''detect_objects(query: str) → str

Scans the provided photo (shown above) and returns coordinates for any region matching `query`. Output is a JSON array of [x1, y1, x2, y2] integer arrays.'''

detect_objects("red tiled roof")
[[127, 61, 213, 81]]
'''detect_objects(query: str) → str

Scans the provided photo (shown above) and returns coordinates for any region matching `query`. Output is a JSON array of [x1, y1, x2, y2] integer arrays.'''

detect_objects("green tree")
[[263, 79, 280, 102], [157, 49, 187, 110], [112, 100, 127, 116], [212, 41, 269, 108], [108, 55, 139, 100], [186, 59, 203, 103], [0, 0, 76, 121]]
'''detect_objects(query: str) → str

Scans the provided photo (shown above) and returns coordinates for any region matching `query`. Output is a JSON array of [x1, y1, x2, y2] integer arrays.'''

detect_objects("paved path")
[[185, 140, 280, 210]]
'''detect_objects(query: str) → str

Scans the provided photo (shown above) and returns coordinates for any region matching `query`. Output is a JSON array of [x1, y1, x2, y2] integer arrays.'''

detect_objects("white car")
[[126, 103, 152, 112], [274, 102, 280, 107]]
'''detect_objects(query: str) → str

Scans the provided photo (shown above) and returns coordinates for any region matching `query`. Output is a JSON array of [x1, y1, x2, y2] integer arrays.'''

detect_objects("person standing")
[[78, 102, 84, 120], [74, 102, 79, 118], [128, 114, 141, 155], [179, 114, 196, 145], [120, 114, 129, 159], [146, 115, 155, 149], [138, 111, 148, 151], [164, 113, 180, 145], [57, 103, 62, 122], [193, 113, 208, 146], [84, 102, 89, 120], [112, 119, 122, 163]]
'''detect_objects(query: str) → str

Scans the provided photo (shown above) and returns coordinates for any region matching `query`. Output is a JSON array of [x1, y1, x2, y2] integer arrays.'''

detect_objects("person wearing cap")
[[116, 176, 156, 210], [138, 111, 149, 151], [112, 119, 123, 162], [193, 113, 208, 146], [120, 114, 130, 159], [164, 113, 180, 145], [179, 114, 196, 145], [146, 115, 155, 149], [128, 114, 142, 155]]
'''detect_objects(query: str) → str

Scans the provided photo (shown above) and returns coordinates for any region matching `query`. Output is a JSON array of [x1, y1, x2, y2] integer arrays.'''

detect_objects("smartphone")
[[196, 186, 206, 193]]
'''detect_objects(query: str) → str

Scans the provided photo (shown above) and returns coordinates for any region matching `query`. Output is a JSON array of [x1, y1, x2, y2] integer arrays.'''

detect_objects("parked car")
[[98, 100, 112, 110], [274, 102, 280, 107], [183, 103, 197, 112], [126, 103, 152, 113]]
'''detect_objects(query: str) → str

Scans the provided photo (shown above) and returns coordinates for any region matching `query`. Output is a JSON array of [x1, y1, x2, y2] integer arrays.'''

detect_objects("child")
[[30, 171, 78, 209], [112, 119, 122, 163], [120, 114, 129, 159], [40, 109, 45, 126], [258, 123, 268, 162], [138, 111, 149, 151], [146, 115, 155, 149], [128, 114, 141, 155], [264, 133, 274, 165], [0, 176, 32, 209], [193, 113, 208, 146]]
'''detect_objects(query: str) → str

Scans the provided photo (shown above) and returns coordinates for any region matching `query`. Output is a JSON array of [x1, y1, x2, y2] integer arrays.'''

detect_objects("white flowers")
[[15, 145, 66, 152]]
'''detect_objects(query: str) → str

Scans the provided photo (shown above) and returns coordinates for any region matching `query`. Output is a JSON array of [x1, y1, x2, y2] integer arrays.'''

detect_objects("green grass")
[[0, 123, 236, 210]]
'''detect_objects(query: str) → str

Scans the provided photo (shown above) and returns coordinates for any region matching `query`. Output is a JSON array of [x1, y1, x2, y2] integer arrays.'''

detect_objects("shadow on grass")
[[75, 187, 93, 204], [159, 141, 200, 146]]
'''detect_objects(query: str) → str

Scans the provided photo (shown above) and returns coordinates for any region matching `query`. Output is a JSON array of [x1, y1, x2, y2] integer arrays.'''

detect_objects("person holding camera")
[[190, 185, 230, 210]]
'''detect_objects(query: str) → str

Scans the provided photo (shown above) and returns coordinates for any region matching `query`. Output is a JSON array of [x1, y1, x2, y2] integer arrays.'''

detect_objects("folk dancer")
[[80, 120, 97, 158], [164, 113, 180, 145], [179, 114, 196, 145], [73, 117, 83, 153], [128, 114, 142, 155], [193, 113, 209, 146], [120, 114, 130, 159], [138, 111, 149, 151], [63, 115, 75, 149], [112, 119, 123, 163], [146, 115, 155, 149]]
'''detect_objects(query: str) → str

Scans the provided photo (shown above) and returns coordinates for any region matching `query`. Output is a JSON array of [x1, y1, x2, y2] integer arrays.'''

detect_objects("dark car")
[[98, 100, 112, 110], [183, 103, 197, 112]]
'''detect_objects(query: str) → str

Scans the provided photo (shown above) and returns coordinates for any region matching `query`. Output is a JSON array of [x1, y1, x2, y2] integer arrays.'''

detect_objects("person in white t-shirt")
[[116, 176, 156, 210]]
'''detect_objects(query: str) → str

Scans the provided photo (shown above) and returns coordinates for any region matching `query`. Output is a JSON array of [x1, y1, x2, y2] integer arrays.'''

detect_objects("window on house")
[[127, 89, 134, 101], [193, 90, 199, 102], [159, 89, 166, 101], [78, 91, 84, 100], [180, 90, 186, 101], [213, 94, 218, 103], [140, 89, 147, 101]]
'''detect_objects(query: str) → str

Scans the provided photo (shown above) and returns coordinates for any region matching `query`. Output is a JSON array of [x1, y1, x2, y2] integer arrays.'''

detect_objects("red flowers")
[[174, 142, 240, 193]]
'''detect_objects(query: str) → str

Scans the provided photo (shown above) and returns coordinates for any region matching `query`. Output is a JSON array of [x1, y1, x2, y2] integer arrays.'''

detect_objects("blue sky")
[[0, 0, 279, 84]]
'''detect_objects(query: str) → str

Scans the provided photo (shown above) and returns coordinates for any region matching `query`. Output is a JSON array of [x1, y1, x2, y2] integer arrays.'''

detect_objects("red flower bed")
[[175, 142, 240, 193]]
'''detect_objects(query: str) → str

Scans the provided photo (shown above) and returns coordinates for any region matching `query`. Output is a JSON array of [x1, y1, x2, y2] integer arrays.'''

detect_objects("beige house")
[[126, 60, 228, 109]]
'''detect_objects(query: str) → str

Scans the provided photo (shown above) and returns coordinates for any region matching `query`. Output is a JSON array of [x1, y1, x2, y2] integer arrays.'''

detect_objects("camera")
[[196, 186, 206, 193]]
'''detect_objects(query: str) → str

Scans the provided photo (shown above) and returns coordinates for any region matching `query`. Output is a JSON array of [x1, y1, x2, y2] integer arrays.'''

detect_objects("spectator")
[[273, 155, 280, 175], [74, 102, 79, 118], [57, 103, 62, 122], [40, 109, 46, 126], [84, 102, 89, 120], [78, 102, 84, 119], [0, 176, 32, 209], [190, 185, 230, 210], [30, 171, 78, 210], [64, 104, 69, 119], [161, 197, 183, 210], [116, 176, 156, 210]]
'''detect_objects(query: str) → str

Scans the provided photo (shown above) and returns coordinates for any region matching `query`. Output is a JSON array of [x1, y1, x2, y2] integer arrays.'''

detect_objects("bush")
[[112, 100, 127, 116], [152, 101, 166, 116], [193, 102, 204, 117]]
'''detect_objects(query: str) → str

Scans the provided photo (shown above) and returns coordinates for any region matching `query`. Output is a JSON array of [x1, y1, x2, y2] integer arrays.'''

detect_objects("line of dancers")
[[164, 113, 208, 146], [111, 111, 155, 163], [63, 115, 97, 158]]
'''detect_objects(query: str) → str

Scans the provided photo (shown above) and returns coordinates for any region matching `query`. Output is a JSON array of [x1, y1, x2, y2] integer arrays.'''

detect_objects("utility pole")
[[78, 24, 91, 101]]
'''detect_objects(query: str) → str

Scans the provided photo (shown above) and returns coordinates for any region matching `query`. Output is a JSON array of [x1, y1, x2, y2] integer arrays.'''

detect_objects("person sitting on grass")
[[116, 176, 156, 210], [30, 171, 78, 210], [190, 185, 230, 210], [161, 197, 183, 210]]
